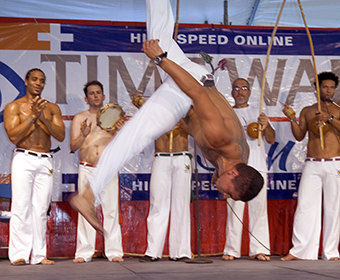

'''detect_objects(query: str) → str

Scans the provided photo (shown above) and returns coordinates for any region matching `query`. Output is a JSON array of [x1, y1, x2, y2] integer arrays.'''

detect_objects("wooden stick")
[[173, 0, 180, 42], [169, 131, 174, 152], [258, 0, 286, 146], [297, 0, 323, 150], [170, 0, 180, 152]]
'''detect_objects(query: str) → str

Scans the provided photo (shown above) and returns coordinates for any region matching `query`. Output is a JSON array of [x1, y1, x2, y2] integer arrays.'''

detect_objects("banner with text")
[[1, 20, 340, 201]]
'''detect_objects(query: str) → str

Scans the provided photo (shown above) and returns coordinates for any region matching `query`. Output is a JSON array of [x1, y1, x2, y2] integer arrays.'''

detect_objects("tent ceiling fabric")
[[0, 0, 339, 27]]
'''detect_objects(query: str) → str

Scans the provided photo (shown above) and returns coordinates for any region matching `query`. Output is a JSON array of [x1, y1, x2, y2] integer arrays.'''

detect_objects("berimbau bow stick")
[[258, 0, 286, 146], [297, 0, 324, 150]]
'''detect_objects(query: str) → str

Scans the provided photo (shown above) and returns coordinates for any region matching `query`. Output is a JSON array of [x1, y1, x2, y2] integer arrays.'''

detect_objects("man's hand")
[[132, 93, 145, 108], [142, 39, 164, 60], [282, 104, 296, 120], [115, 119, 124, 131], [31, 96, 48, 121], [257, 113, 269, 132], [81, 118, 91, 137], [315, 111, 328, 123]]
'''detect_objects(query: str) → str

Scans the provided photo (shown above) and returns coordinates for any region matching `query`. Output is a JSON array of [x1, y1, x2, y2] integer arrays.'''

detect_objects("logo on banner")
[[0, 62, 26, 123]]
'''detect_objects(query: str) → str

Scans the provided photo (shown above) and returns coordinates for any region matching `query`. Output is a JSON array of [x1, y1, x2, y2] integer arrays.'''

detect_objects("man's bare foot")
[[250, 253, 270, 261], [69, 187, 104, 236], [280, 253, 300, 261], [222, 255, 235, 261], [329, 257, 339, 261], [73, 257, 86, 263], [111, 256, 124, 262], [12, 258, 25, 266], [40, 258, 55, 265]]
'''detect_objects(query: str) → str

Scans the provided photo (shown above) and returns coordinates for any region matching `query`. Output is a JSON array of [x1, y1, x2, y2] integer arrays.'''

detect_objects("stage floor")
[[0, 255, 339, 280]]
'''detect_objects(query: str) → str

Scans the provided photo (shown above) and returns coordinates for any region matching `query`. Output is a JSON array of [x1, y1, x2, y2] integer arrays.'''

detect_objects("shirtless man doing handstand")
[[70, 0, 263, 235]]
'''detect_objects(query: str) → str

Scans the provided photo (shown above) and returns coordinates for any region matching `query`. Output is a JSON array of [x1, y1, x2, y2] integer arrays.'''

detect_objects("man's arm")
[[263, 123, 275, 144], [3, 102, 35, 145], [38, 103, 65, 142], [178, 119, 192, 137], [70, 114, 91, 152], [142, 39, 230, 147], [258, 113, 275, 144], [283, 105, 307, 141]]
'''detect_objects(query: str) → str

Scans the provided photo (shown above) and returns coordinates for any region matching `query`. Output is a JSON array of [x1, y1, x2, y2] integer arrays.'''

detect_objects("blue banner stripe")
[[60, 24, 340, 55]]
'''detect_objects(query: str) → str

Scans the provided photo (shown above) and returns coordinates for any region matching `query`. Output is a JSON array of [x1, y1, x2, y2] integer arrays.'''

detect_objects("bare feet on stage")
[[222, 255, 235, 261], [329, 257, 339, 261], [73, 257, 86, 263], [69, 184, 104, 236], [250, 253, 270, 261], [12, 258, 26, 266], [280, 253, 301, 261], [111, 257, 124, 262], [40, 258, 55, 265]]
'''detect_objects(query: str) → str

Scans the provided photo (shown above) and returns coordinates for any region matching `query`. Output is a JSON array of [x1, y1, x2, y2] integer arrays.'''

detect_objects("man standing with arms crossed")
[[223, 78, 275, 261], [4, 68, 65, 265], [281, 71, 340, 261], [132, 93, 192, 262], [70, 80, 124, 263]]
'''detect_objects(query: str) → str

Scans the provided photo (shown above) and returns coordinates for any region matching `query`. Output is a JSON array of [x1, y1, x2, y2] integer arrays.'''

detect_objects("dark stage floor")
[[0, 255, 340, 280]]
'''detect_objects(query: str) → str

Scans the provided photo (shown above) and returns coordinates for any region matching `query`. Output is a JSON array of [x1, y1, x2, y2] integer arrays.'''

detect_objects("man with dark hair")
[[4, 68, 65, 265], [281, 71, 340, 261], [223, 78, 274, 261], [70, 80, 124, 263], [70, 0, 264, 234]]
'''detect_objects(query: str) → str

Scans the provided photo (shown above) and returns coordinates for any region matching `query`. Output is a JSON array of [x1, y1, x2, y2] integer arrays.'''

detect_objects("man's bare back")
[[142, 39, 262, 202], [184, 85, 249, 168]]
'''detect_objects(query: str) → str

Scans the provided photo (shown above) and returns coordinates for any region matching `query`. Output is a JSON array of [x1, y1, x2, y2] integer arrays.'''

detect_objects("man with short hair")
[[70, 80, 124, 263], [281, 71, 340, 261], [4, 68, 65, 265], [70, 0, 264, 234], [223, 78, 274, 261]]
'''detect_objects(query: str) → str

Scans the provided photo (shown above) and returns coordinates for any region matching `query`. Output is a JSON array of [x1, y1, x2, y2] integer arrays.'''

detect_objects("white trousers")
[[88, 0, 209, 206], [75, 165, 123, 262], [9, 150, 53, 264], [145, 153, 192, 259], [289, 159, 340, 260], [223, 172, 270, 258]]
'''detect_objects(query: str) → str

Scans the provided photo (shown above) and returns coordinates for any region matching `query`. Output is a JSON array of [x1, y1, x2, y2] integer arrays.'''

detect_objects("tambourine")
[[247, 122, 259, 139], [97, 104, 125, 131], [309, 117, 330, 136]]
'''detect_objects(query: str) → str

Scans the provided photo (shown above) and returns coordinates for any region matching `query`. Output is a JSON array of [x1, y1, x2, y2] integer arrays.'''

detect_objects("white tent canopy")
[[0, 0, 339, 28]]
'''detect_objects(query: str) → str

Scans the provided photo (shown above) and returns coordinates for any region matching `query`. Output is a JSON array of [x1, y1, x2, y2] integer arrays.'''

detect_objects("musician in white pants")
[[70, 80, 124, 263], [4, 68, 65, 265], [281, 71, 340, 261], [223, 78, 274, 261], [75, 166, 123, 262], [9, 150, 53, 265], [132, 94, 192, 262]]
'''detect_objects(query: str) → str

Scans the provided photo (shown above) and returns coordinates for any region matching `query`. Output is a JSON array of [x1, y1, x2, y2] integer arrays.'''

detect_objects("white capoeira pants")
[[9, 149, 53, 264], [223, 172, 270, 258], [145, 153, 192, 259], [87, 0, 210, 206], [75, 164, 123, 262], [289, 158, 340, 260]]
